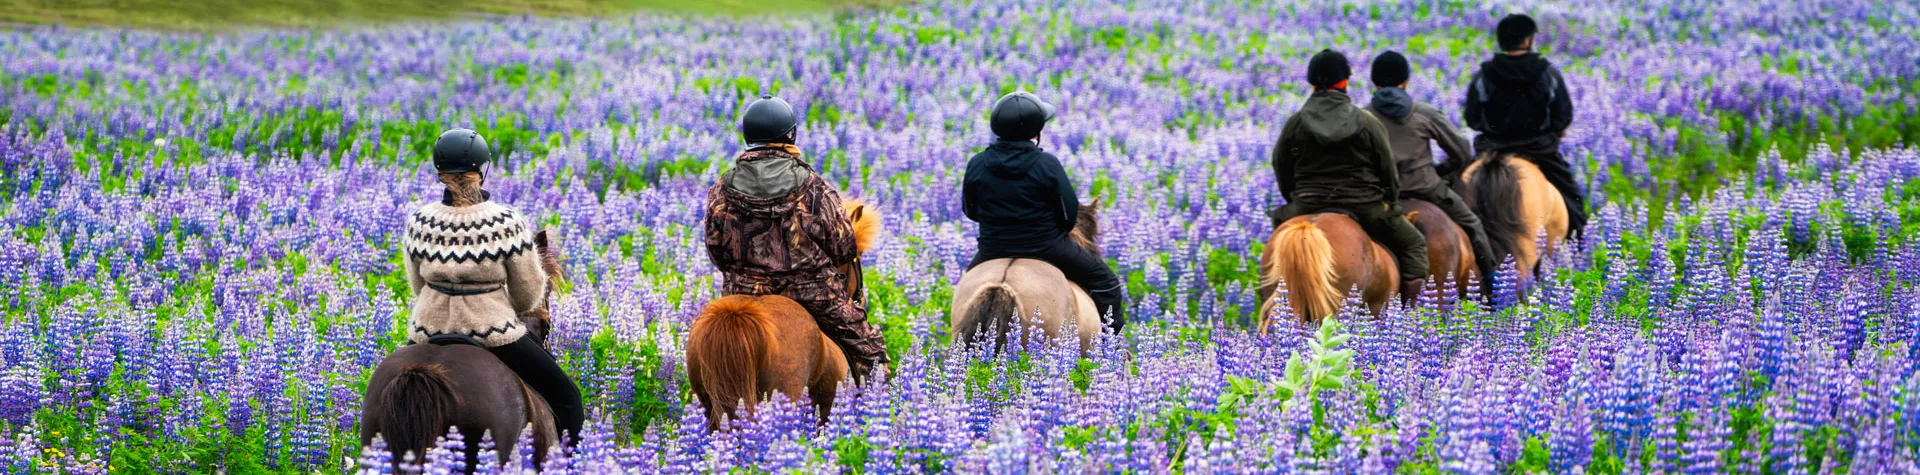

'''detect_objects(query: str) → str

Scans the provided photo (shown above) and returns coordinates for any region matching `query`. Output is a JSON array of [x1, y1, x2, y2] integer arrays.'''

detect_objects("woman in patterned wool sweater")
[[401, 128, 585, 441]]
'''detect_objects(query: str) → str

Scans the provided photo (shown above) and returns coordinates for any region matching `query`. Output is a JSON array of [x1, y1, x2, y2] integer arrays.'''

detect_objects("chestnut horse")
[[949, 199, 1104, 352], [1256, 212, 1398, 327], [1401, 199, 1477, 297], [686, 200, 878, 429], [1459, 153, 1569, 282], [360, 230, 566, 470]]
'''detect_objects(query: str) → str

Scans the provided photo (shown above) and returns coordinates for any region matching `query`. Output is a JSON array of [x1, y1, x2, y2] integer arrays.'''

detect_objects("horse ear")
[[1404, 211, 1420, 222], [1090, 196, 1102, 210], [849, 205, 865, 222], [534, 229, 550, 247]]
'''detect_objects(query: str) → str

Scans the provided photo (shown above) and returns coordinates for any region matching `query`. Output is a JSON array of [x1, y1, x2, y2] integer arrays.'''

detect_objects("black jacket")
[[1463, 52, 1573, 150], [963, 140, 1080, 248], [1272, 90, 1398, 205]]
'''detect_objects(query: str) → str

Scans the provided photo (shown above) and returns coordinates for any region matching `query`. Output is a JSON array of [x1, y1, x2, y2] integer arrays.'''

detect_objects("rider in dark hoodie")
[[1272, 49, 1429, 295], [1462, 14, 1585, 235], [962, 91, 1127, 331], [1367, 50, 1498, 286]]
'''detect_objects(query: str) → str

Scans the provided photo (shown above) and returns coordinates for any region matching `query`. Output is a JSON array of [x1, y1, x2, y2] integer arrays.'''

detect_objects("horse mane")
[[1070, 198, 1102, 257], [1464, 154, 1526, 268], [842, 199, 880, 254]]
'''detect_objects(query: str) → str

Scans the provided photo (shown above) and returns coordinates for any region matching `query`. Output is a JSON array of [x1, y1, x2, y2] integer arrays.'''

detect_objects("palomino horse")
[[686, 200, 879, 429], [1256, 212, 1398, 327], [360, 230, 566, 469], [1459, 153, 1569, 281], [1401, 199, 1477, 297], [949, 199, 1104, 352]]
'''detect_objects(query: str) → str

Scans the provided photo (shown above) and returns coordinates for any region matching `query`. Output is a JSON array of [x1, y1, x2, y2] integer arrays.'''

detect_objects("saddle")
[[426, 333, 484, 347], [1267, 202, 1360, 229]]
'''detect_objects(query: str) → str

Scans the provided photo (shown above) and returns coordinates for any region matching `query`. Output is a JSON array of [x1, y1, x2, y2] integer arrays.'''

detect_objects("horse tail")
[[1469, 154, 1525, 266], [372, 363, 458, 460], [690, 296, 776, 425], [956, 284, 1019, 352], [1263, 219, 1341, 322]]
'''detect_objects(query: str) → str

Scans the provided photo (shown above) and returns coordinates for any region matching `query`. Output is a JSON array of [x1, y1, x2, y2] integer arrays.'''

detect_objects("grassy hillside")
[[0, 0, 887, 30]]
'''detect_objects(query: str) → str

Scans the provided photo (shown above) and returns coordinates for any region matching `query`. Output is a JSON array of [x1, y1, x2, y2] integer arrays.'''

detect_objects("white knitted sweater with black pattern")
[[401, 200, 546, 347]]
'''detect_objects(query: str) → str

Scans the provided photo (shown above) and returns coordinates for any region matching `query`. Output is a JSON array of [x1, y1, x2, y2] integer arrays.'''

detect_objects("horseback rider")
[[961, 92, 1129, 331], [400, 128, 585, 441], [1366, 50, 1499, 284], [704, 95, 890, 384], [1462, 14, 1586, 235], [1271, 49, 1430, 295]]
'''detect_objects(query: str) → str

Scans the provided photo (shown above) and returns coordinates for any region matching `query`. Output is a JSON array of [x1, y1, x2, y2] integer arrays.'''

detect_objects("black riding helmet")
[[741, 95, 799, 144], [1306, 49, 1351, 90], [989, 91, 1055, 141], [432, 128, 491, 174]]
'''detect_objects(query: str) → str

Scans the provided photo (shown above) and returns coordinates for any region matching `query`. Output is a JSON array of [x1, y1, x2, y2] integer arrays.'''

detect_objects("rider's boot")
[[1400, 277, 1427, 304]]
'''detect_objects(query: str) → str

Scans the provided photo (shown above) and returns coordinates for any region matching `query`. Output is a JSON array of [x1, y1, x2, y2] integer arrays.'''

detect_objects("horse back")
[[1400, 198, 1474, 287]]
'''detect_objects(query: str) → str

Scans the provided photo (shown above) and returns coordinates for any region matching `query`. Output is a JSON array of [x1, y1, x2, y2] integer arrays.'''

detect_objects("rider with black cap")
[[1462, 14, 1584, 235], [401, 128, 586, 441], [961, 91, 1128, 331], [704, 95, 891, 384], [1367, 50, 1499, 285], [1271, 49, 1430, 295]]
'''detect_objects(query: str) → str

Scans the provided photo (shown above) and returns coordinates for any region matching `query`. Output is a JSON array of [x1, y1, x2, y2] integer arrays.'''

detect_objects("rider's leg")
[[1031, 237, 1128, 332], [784, 277, 891, 384], [1355, 202, 1430, 284], [488, 335, 585, 441]]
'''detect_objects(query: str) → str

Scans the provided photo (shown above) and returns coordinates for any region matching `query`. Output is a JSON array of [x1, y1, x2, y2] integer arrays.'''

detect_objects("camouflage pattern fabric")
[[704, 146, 890, 378]]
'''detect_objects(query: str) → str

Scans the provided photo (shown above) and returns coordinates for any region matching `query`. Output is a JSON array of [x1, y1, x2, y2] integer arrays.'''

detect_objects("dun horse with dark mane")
[[1459, 153, 1569, 282], [949, 199, 1106, 351], [686, 200, 879, 429]]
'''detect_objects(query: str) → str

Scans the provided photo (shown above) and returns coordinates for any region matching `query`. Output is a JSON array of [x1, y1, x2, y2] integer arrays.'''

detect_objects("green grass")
[[0, 0, 895, 31]]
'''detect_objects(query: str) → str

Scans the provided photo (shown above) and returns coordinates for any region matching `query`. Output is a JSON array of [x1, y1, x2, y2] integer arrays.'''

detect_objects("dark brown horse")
[[1400, 199, 1477, 297], [1256, 213, 1398, 327], [359, 230, 566, 469], [686, 200, 877, 430]]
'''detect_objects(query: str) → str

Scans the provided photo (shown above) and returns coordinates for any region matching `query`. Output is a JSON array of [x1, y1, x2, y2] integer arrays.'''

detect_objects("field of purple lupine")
[[3, 0, 1920, 472]]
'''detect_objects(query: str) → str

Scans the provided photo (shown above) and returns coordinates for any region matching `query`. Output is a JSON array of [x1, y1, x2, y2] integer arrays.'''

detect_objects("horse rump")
[[689, 295, 778, 428], [369, 363, 460, 461]]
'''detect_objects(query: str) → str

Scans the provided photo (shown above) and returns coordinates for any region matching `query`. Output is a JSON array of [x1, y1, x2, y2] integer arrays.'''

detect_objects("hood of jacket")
[[1482, 52, 1551, 86], [1368, 87, 1414, 121], [983, 139, 1045, 178], [1296, 90, 1366, 144], [723, 145, 817, 219]]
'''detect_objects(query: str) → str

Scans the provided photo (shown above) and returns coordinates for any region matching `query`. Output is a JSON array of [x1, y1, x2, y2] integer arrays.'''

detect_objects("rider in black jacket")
[[962, 92, 1127, 331], [1462, 14, 1586, 235]]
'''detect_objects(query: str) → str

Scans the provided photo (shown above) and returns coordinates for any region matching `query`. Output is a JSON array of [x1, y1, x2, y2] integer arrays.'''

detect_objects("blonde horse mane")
[[843, 199, 880, 254]]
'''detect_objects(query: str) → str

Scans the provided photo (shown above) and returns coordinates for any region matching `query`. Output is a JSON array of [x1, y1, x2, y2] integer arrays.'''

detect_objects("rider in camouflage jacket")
[[703, 96, 890, 382]]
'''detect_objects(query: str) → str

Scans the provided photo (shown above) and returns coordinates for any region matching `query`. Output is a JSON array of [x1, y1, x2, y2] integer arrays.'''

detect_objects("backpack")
[[1472, 69, 1557, 136]]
